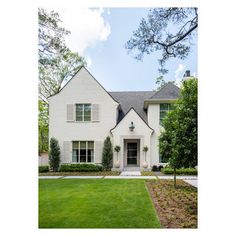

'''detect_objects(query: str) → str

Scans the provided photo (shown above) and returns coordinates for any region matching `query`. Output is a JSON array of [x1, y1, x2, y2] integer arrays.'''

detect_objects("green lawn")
[[39, 179, 161, 228]]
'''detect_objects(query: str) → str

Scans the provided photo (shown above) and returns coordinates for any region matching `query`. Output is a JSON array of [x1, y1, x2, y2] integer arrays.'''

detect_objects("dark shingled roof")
[[149, 82, 180, 100], [109, 91, 155, 122], [108, 83, 180, 123]]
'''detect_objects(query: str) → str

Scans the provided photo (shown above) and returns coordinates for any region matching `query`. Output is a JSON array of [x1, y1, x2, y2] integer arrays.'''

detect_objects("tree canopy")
[[38, 8, 86, 102], [159, 78, 197, 187], [126, 8, 198, 74]]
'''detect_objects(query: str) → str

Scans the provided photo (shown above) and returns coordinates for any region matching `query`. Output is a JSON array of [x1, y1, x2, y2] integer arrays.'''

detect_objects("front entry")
[[127, 142, 138, 166]]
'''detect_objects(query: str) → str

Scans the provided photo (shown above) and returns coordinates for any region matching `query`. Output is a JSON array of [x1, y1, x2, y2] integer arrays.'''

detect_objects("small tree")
[[143, 146, 148, 162], [159, 79, 197, 188], [102, 136, 113, 171], [49, 137, 61, 172], [114, 145, 121, 161]]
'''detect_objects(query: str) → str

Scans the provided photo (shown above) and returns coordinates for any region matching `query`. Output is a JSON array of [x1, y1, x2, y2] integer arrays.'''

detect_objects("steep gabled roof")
[[109, 91, 155, 123], [149, 82, 180, 100], [110, 107, 154, 133], [48, 66, 119, 104]]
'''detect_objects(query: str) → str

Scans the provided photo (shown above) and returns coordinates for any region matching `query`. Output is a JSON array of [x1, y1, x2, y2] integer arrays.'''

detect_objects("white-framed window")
[[76, 104, 91, 121], [160, 103, 175, 124], [72, 141, 94, 163]]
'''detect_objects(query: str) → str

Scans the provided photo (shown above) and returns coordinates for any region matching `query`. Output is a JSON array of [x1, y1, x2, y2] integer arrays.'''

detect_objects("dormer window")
[[76, 104, 91, 121]]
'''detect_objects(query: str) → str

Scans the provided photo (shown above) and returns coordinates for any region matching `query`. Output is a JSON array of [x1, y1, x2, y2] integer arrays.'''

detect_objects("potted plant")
[[142, 146, 148, 168], [114, 145, 121, 168]]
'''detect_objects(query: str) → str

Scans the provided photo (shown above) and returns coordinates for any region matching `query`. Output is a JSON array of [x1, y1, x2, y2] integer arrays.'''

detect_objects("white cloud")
[[174, 64, 186, 86], [54, 7, 111, 56]]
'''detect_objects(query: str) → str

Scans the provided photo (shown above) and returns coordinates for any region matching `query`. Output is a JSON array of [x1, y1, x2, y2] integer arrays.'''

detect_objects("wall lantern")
[[129, 121, 135, 131]]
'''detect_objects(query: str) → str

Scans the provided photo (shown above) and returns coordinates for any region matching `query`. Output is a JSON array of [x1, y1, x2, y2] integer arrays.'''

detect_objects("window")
[[76, 104, 91, 121], [160, 103, 175, 124], [72, 141, 94, 163]]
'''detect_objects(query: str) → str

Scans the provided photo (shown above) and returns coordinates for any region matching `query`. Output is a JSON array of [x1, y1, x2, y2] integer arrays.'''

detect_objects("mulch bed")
[[146, 179, 197, 228]]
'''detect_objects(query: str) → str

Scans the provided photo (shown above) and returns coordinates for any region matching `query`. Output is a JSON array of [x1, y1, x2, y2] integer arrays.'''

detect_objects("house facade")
[[48, 67, 180, 170]]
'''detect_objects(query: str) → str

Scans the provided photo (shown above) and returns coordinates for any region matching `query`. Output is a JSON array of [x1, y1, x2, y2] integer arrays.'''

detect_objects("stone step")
[[120, 171, 141, 176], [123, 167, 140, 171]]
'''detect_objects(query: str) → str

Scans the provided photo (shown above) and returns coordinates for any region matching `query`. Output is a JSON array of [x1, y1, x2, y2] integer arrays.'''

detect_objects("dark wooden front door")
[[127, 142, 138, 165]]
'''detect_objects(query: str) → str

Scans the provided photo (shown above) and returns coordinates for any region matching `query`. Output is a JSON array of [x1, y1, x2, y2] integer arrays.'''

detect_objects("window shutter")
[[94, 141, 103, 163], [63, 141, 72, 163], [67, 104, 74, 121], [92, 104, 100, 121]]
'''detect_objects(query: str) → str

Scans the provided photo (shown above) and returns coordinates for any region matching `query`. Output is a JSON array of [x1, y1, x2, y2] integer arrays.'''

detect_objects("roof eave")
[[143, 99, 178, 109]]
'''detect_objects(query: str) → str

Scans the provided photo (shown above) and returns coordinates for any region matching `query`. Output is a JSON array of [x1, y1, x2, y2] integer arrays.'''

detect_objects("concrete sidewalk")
[[183, 179, 198, 188], [39, 175, 157, 179]]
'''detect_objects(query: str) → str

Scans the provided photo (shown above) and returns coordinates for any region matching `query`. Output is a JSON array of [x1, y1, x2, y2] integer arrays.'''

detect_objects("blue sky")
[[57, 7, 197, 91]]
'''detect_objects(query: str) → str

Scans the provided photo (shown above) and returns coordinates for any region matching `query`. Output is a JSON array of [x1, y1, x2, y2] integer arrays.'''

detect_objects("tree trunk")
[[174, 167, 177, 188]]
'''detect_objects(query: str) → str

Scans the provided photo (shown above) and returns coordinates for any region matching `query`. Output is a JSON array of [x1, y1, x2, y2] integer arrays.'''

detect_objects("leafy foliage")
[[159, 79, 197, 186], [49, 137, 61, 172], [126, 8, 198, 74], [39, 165, 49, 173], [114, 145, 121, 153], [38, 100, 49, 153], [59, 164, 104, 172], [38, 8, 86, 101], [156, 76, 176, 90], [102, 136, 113, 170], [159, 79, 197, 168], [161, 167, 197, 175]]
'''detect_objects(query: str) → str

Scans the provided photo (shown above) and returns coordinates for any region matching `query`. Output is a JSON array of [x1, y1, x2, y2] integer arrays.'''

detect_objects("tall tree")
[[159, 79, 197, 187], [126, 8, 198, 74], [38, 100, 49, 154], [38, 8, 86, 153], [38, 8, 86, 101]]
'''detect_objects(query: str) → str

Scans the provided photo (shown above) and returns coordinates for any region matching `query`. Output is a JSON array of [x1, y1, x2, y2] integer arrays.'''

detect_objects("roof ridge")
[[108, 90, 155, 93]]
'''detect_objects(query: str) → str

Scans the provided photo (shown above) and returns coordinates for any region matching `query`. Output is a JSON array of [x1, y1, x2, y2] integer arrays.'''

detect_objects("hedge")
[[39, 165, 49, 173], [152, 165, 164, 172], [161, 167, 197, 175], [59, 163, 104, 172]]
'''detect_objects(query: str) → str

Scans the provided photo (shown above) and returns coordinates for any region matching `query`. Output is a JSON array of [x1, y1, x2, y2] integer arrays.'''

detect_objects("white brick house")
[[48, 66, 180, 170]]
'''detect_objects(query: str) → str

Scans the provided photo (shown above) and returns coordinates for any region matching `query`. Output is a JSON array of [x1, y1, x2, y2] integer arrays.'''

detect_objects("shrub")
[[152, 165, 164, 171], [59, 164, 104, 172], [152, 165, 158, 171], [161, 167, 197, 175], [49, 137, 61, 172], [102, 136, 113, 170], [39, 165, 49, 173]]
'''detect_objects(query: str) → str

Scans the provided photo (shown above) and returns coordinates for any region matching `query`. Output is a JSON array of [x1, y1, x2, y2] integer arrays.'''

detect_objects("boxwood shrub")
[[161, 167, 197, 175], [59, 163, 104, 172], [39, 165, 49, 173]]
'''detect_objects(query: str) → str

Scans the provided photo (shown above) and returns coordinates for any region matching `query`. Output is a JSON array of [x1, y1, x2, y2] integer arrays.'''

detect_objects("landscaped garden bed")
[[146, 179, 197, 228], [141, 171, 156, 176]]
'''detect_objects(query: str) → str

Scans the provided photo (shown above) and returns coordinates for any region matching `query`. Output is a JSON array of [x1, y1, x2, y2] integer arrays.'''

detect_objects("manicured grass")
[[39, 179, 161, 228], [147, 179, 197, 228]]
